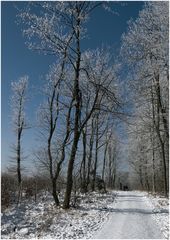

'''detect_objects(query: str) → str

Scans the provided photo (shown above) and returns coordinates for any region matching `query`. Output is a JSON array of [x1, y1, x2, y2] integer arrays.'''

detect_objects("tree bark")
[[52, 179, 60, 206], [150, 84, 156, 193], [63, 8, 81, 208], [91, 113, 99, 191], [80, 128, 87, 192], [17, 136, 22, 186], [102, 141, 108, 182], [63, 132, 80, 208], [86, 118, 95, 191], [16, 100, 24, 186], [155, 74, 169, 140], [154, 78, 168, 197]]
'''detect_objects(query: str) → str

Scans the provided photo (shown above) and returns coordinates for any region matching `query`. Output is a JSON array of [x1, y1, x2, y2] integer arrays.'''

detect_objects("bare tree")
[[11, 76, 28, 187], [36, 60, 74, 206]]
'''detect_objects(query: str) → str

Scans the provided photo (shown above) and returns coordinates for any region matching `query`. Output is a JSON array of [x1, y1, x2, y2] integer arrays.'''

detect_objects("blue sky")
[[1, 1, 144, 171]]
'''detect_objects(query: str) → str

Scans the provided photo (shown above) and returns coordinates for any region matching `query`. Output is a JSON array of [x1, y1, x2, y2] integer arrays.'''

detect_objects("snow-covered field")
[[1, 190, 169, 239], [147, 192, 169, 239], [1, 191, 117, 239]]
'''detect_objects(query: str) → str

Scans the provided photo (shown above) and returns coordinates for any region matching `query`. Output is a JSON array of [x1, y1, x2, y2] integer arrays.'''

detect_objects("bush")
[[1, 173, 17, 209]]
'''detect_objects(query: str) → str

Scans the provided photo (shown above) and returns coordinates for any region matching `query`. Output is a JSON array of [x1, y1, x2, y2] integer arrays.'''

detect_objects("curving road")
[[94, 191, 164, 239]]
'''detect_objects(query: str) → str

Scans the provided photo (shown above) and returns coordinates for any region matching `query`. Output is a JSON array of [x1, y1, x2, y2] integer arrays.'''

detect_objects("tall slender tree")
[[11, 76, 28, 187]]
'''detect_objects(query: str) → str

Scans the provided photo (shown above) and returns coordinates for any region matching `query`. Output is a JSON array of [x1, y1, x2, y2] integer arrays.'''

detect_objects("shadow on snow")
[[78, 206, 169, 215]]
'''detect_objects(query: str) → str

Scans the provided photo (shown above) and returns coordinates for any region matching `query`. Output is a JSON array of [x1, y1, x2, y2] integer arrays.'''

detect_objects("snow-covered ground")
[[1, 190, 169, 239], [1, 191, 117, 239], [93, 191, 166, 239], [147, 192, 169, 239]]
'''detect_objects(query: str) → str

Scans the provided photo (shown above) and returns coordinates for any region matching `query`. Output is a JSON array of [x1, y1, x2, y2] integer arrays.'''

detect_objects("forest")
[[1, 1, 169, 239]]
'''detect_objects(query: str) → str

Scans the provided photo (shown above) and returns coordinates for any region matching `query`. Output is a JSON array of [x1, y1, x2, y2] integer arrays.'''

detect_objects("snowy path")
[[94, 191, 164, 239]]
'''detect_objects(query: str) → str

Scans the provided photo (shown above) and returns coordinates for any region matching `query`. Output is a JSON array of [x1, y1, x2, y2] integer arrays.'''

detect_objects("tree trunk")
[[63, 7, 82, 208], [102, 141, 108, 181], [91, 113, 99, 191], [52, 179, 60, 206], [150, 84, 156, 193], [151, 135, 156, 193], [159, 140, 168, 197], [108, 149, 112, 188], [155, 88, 168, 197], [80, 128, 87, 192], [152, 74, 168, 196], [86, 118, 95, 191], [17, 124, 22, 186], [63, 133, 80, 209], [112, 168, 116, 189], [17, 141, 21, 186], [139, 165, 144, 190]]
